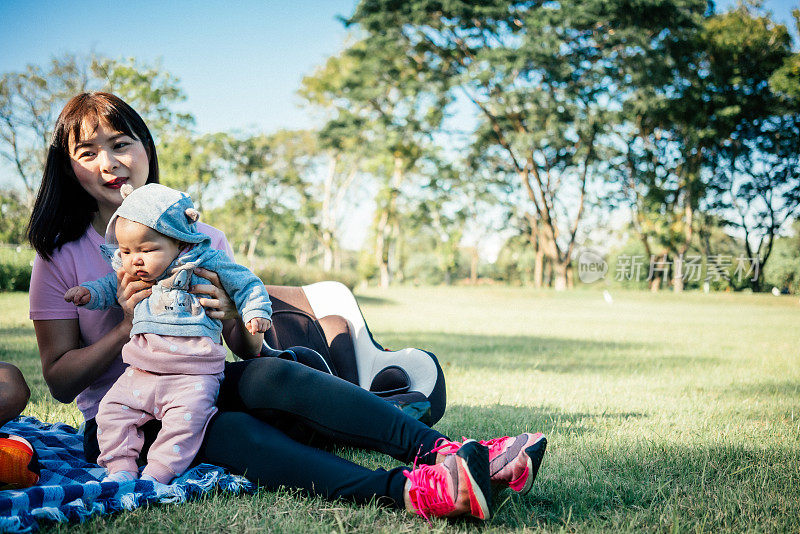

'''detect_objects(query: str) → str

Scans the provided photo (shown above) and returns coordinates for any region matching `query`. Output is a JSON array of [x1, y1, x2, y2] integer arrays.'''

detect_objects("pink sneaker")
[[404, 439, 492, 521], [433, 433, 547, 495]]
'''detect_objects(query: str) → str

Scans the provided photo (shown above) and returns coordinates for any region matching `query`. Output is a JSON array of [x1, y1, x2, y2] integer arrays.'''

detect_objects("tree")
[[762, 221, 800, 293], [0, 189, 29, 244], [219, 130, 316, 267], [300, 33, 449, 287], [615, 2, 797, 291], [299, 65, 368, 272], [703, 4, 799, 291], [350, 0, 704, 290], [0, 53, 190, 206], [159, 132, 227, 212], [769, 9, 800, 100]]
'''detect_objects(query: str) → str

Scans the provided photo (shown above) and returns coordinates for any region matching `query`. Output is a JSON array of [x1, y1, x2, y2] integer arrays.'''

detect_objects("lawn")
[[1, 287, 798, 532]]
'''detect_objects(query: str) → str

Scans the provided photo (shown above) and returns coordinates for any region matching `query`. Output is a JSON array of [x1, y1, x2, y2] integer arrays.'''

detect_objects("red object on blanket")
[[0, 433, 40, 489]]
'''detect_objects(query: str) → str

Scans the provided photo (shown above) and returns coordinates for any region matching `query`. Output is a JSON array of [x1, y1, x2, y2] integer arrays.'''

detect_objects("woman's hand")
[[116, 271, 153, 320], [191, 267, 265, 358], [191, 267, 238, 320]]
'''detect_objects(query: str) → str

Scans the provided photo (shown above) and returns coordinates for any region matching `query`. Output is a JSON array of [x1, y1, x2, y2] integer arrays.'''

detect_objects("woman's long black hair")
[[27, 92, 160, 260]]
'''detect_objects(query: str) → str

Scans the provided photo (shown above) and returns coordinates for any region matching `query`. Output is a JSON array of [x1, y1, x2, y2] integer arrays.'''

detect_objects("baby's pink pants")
[[96, 366, 223, 484]]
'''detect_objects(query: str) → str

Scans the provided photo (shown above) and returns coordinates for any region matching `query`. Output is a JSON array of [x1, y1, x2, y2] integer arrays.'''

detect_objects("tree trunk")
[[527, 216, 544, 289], [673, 254, 685, 292], [391, 218, 404, 284], [333, 250, 342, 273], [297, 253, 306, 268], [649, 252, 667, 292], [378, 262, 390, 288], [470, 247, 479, 285], [534, 247, 544, 289], [649, 276, 662, 292], [673, 176, 695, 293], [375, 211, 391, 288], [375, 156, 405, 288], [245, 222, 267, 270], [246, 233, 258, 269], [322, 229, 334, 272], [544, 260, 552, 288], [320, 155, 337, 273], [553, 261, 568, 291]]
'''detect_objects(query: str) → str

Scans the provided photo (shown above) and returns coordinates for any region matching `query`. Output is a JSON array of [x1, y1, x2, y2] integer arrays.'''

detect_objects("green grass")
[[1, 287, 799, 532]]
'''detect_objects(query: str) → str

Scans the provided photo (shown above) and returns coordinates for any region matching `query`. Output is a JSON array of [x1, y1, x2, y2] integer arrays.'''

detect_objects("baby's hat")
[[105, 183, 208, 245]]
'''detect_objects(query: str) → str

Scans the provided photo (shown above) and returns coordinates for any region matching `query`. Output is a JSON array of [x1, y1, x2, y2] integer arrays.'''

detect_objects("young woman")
[[27, 92, 546, 522]]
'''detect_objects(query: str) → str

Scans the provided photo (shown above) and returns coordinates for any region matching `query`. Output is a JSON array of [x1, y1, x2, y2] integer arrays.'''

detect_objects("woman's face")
[[68, 119, 149, 213]]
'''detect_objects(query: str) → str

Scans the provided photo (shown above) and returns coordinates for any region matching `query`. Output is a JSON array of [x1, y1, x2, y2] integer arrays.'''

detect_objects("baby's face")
[[115, 218, 181, 282]]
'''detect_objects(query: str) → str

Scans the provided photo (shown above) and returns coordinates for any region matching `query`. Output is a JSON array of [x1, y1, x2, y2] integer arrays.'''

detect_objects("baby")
[[64, 183, 272, 484]]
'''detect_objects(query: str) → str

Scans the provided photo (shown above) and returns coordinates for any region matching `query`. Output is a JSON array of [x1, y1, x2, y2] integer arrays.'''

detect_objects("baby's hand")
[[246, 317, 271, 335], [64, 286, 91, 306]]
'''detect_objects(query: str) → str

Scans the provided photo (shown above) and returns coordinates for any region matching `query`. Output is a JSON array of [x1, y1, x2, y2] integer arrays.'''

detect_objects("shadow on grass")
[[353, 294, 397, 306], [719, 380, 800, 398], [494, 441, 800, 531], [0, 325, 39, 362], [440, 404, 646, 440], [0, 325, 35, 337], [0, 324, 48, 403], [384, 332, 720, 375]]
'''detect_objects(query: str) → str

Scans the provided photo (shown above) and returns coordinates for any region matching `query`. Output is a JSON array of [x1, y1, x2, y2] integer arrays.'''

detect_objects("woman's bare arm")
[[221, 315, 265, 359], [34, 318, 131, 403], [35, 271, 152, 403]]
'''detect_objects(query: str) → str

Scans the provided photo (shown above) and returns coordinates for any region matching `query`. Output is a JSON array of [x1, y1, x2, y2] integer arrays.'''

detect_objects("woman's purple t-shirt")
[[29, 222, 234, 421]]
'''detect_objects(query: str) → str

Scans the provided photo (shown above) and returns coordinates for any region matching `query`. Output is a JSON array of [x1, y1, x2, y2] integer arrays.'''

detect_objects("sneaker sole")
[[456, 439, 492, 520], [515, 435, 547, 495]]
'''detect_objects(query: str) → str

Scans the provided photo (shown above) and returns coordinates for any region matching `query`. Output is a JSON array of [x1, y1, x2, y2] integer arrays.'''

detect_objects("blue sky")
[[0, 1, 359, 134], [1, 0, 796, 136]]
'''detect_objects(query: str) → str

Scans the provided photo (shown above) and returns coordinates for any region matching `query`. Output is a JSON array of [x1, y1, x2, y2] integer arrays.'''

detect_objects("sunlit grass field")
[[1, 287, 798, 532]]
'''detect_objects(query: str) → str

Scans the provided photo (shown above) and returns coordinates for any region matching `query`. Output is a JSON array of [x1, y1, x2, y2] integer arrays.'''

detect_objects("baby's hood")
[[104, 183, 209, 247]]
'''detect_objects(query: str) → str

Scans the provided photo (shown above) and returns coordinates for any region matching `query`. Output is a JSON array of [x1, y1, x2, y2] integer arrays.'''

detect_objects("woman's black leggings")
[[84, 358, 447, 507]]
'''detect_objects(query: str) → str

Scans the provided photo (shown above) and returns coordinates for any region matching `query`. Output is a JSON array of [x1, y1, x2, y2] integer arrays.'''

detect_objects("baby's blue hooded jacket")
[[81, 184, 271, 342]]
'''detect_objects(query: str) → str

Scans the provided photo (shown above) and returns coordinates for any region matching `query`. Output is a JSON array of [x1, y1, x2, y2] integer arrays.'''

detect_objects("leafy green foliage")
[[300, 26, 450, 286], [0, 189, 29, 244], [349, 0, 714, 289], [0, 246, 33, 291], [252, 257, 359, 291], [762, 222, 800, 293], [0, 53, 191, 204]]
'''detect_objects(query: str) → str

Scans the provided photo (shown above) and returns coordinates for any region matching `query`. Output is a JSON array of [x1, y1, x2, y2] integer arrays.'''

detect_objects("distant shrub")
[[0, 245, 34, 292], [763, 237, 800, 294], [253, 258, 360, 290]]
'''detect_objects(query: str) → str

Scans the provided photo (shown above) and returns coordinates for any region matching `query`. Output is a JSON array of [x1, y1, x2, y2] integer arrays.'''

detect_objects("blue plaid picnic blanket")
[[0, 416, 254, 532]]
